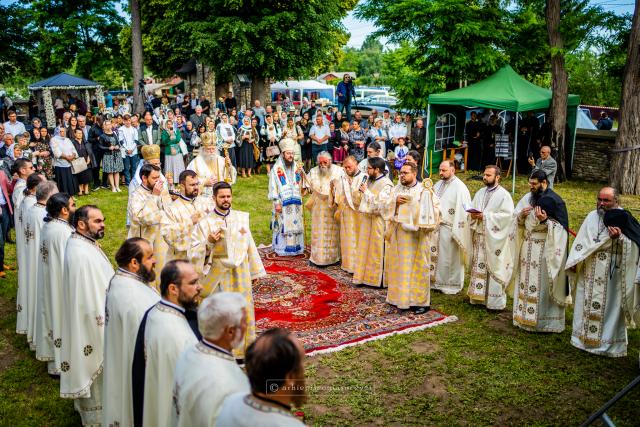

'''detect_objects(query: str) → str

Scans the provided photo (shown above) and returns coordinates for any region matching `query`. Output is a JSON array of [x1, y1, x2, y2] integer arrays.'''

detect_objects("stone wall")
[[571, 129, 617, 182]]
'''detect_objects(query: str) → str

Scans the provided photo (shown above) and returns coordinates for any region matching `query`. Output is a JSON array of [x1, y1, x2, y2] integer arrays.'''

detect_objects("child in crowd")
[[394, 136, 408, 174]]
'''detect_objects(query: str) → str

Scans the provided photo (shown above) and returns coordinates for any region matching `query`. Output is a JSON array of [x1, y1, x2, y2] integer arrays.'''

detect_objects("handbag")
[[178, 138, 189, 155], [70, 157, 88, 174], [266, 142, 280, 158]]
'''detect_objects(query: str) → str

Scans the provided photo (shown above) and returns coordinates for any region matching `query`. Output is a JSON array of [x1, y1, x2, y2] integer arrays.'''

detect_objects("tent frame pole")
[[423, 104, 431, 178], [512, 113, 519, 195]]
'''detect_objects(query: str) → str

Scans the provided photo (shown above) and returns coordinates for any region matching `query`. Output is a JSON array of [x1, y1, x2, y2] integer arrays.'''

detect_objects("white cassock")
[[358, 156, 389, 175], [216, 393, 305, 427], [142, 300, 197, 427], [15, 193, 36, 335], [512, 194, 569, 333], [172, 340, 250, 426], [35, 218, 74, 375], [59, 233, 115, 426], [24, 202, 47, 351], [307, 164, 342, 266], [566, 209, 640, 357], [334, 170, 364, 273], [127, 162, 168, 227], [103, 269, 160, 427], [468, 185, 516, 310], [187, 154, 237, 197], [12, 178, 26, 210], [431, 177, 472, 294]]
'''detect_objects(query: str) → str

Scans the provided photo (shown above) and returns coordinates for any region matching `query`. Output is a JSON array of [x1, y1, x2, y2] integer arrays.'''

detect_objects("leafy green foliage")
[[141, 0, 356, 81], [23, 0, 128, 85], [0, 4, 37, 81]]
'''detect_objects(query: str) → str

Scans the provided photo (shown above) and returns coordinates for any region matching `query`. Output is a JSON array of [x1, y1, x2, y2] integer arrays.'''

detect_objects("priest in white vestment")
[[24, 181, 58, 352], [15, 173, 43, 335], [172, 292, 250, 426], [162, 170, 213, 262], [127, 144, 168, 227], [513, 170, 570, 333], [103, 238, 161, 427], [186, 134, 237, 197], [59, 206, 114, 426], [352, 157, 393, 287], [432, 161, 472, 294], [10, 158, 34, 211], [216, 328, 307, 427], [128, 162, 172, 289], [35, 193, 75, 375], [189, 182, 266, 357], [382, 163, 440, 313], [307, 151, 342, 266], [268, 139, 306, 256], [136, 260, 200, 427], [468, 165, 516, 310], [566, 187, 640, 357], [334, 156, 364, 273]]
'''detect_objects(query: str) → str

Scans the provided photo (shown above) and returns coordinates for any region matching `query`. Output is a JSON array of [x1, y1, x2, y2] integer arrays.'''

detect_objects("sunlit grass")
[[0, 171, 638, 426]]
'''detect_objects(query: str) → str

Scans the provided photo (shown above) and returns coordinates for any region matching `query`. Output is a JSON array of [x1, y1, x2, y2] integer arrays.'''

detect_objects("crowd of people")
[[3, 90, 640, 427]]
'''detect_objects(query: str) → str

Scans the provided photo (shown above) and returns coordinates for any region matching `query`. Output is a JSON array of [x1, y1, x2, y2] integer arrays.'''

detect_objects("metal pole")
[[423, 104, 431, 178], [512, 113, 518, 195]]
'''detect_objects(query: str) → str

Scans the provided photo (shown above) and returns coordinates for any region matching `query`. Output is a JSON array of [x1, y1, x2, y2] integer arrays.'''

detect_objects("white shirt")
[[50, 136, 78, 168], [118, 125, 139, 157], [4, 120, 26, 137], [309, 123, 331, 145], [388, 122, 408, 139]]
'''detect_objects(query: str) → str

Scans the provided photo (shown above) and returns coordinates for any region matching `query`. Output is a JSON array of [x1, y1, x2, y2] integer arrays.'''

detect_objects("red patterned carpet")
[[254, 249, 457, 356]]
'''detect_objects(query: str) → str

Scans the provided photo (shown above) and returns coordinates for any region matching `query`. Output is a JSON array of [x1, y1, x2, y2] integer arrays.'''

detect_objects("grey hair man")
[[171, 292, 250, 426]]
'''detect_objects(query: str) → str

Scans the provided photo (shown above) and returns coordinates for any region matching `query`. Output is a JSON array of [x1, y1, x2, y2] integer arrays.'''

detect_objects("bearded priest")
[[352, 157, 393, 287], [334, 156, 363, 273], [102, 238, 161, 427], [383, 163, 440, 314], [267, 138, 306, 256], [513, 170, 570, 333], [432, 160, 472, 295], [188, 182, 266, 358], [128, 163, 172, 288], [172, 292, 250, 426], [467, 165, 516, 310], [59, 206, 114, 426], [566, 186, 640, 357], [307, 151, 343, 266], [186, 133, 237, 197], [134, 260, 201, 427], [162, 170, 213, 262]]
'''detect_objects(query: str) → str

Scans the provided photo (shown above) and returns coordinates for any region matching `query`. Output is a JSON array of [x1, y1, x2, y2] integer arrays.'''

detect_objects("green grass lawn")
[[0, 172, 639, 426]]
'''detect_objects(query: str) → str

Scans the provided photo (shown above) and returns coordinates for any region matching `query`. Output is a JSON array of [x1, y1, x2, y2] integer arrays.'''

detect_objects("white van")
[[354, 87, 389, 103]]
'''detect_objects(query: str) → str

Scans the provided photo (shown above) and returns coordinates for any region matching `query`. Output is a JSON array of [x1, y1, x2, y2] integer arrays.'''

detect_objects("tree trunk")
[[131, 0, 145, 114], [251, 76, 268, 106], [610, 0, 640, 194], [546, 0, 568, 182]]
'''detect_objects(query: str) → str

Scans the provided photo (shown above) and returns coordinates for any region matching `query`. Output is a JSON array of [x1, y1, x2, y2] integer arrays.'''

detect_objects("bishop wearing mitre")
[[186, 132, 237, 197]]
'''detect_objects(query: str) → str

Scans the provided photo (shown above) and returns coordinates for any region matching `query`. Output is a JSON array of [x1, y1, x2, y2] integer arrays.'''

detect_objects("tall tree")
[[130, 0, 145, 114], [356, 0, 509, 92], [0, 4, 36, 80], [610, 1, 640, 195], [141, 0, 355, 104], [546, 0, 569, 182], [24, 0, 127, 85]]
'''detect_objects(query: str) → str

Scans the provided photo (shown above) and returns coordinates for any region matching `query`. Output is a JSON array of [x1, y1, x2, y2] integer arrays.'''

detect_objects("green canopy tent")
[[424, 65, 580, 194]]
